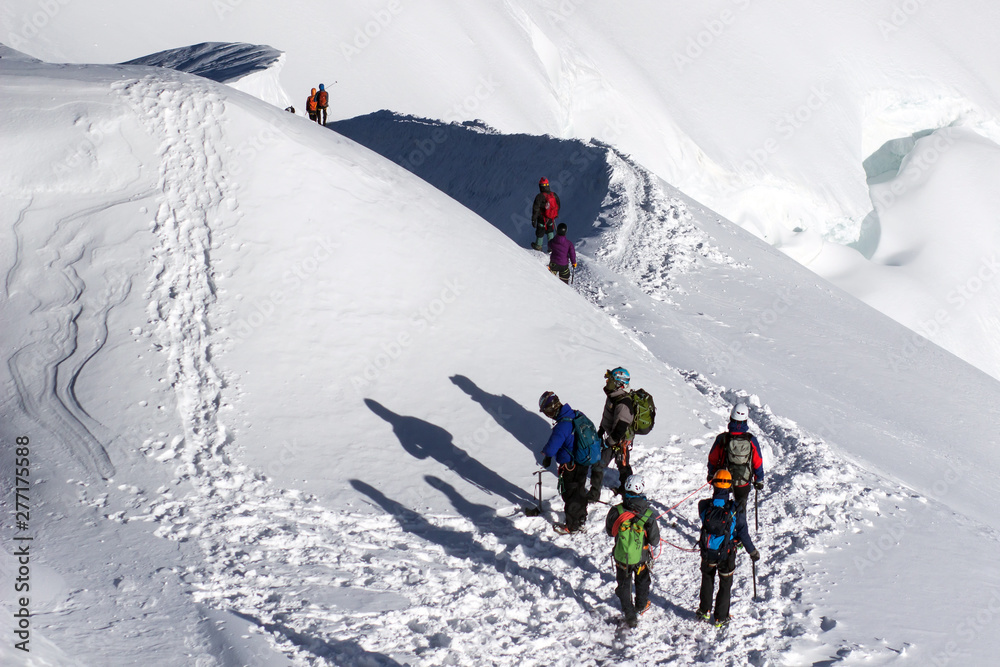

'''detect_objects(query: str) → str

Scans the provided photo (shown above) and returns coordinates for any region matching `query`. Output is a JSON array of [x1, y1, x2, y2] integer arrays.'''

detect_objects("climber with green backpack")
[[588, 367, 656, 502], [539, 391, 601, 534], [605, 474, 660, 628]]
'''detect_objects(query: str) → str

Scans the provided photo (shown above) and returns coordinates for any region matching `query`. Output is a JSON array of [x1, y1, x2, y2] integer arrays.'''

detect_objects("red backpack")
[[316, 90, 329, 107], [543, 192, 559, 220]]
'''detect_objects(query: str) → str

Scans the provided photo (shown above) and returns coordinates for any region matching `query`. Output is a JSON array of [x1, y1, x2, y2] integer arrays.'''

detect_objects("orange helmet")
[[711, 470, 733, 489], [311, 87, 317, 95]]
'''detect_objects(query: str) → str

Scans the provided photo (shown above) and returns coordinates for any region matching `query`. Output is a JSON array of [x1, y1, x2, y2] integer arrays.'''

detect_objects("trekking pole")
[[754, 486, 759, 534], [752, 560, 758, 601]]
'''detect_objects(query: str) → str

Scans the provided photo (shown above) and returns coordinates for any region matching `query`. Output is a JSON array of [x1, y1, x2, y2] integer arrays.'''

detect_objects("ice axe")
[[524, 469, 545, 516]]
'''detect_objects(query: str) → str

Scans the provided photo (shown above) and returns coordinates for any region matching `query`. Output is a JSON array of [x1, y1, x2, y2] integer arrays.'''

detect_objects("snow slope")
[[9, 1, 1000, 391], [6, 44, 1000, 666], [123, 42, 293, 110]]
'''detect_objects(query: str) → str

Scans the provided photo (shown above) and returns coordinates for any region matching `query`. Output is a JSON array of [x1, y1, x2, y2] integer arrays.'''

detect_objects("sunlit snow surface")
[[3, 42, 1000, 667]]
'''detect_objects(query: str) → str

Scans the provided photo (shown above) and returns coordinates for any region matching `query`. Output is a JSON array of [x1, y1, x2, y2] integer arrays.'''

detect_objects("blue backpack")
[[700, 499, 734, 564], [560, 410, 601, 465]]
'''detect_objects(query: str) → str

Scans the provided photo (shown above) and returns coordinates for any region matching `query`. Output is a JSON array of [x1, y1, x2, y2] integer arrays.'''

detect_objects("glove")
[[754, 481, 764, 491], [749, 549, 761, 563], [572, 263, 577, 269], [597, 428, 605, 440], [542, 456, 552, 468]]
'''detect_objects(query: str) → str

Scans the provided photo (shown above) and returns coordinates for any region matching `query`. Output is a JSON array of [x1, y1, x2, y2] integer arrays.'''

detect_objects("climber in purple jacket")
[[548, 222, 577, 284]]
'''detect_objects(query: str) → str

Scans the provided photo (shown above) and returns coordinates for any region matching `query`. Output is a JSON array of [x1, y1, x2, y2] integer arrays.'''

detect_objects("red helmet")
[[539, 177, 549, 186]]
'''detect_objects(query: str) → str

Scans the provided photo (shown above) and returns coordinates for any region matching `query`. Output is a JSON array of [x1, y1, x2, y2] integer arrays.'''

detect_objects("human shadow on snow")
[[424, 474, 608, 580], [448, 374, 550, 465], [229, 609, 406, 666], [351, 479, 609, 613], [365, 398, 532, 506]]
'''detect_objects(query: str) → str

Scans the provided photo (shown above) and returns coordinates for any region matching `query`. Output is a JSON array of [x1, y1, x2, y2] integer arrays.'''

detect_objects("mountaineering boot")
[[714, 616, 730, 628], [554, 523, 585, 534], [625, 614, 638, 628], [696, 609, 711, 622]]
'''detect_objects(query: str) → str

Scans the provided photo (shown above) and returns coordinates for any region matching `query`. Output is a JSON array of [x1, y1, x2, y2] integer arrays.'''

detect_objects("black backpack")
[[724, 433, 754, 486], [700, 500, 734, 564]]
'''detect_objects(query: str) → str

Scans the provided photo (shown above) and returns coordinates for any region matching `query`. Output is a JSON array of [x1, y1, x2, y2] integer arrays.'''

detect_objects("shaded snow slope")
[[123, 42, 293, 109]]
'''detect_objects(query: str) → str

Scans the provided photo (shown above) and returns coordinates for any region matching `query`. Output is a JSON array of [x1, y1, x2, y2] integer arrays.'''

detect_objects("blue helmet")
[[319, 83, 325, 91], [606, 367, 630, 389], [539, 391, 561, 414]]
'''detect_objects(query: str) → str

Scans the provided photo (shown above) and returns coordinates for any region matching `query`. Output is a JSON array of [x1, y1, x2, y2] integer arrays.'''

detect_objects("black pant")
[[318, 106, 327, 124], [733, 484, 751, 517], [615, 561, 651, 619], [699, 550, 737, 621], [560, 463, 589, 530], [589, 442, 633, 499], [549, 262, 571, 284]]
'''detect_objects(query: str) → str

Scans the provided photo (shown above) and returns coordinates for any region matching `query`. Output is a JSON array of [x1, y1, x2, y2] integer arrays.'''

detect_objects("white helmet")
[[624, 474, 645, 495], [730, 403, 749, 422]]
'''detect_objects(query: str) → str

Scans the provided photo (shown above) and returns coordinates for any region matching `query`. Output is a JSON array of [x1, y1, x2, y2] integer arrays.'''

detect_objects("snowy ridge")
[[123, 42, 293, 110], [332, 113, 732, 297]]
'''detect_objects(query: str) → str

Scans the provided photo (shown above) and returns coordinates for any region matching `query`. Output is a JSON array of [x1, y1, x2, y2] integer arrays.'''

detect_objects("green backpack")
[[615, 389, 656, 436], [611, 506, 654, 565], [630, 389, 656, 435]]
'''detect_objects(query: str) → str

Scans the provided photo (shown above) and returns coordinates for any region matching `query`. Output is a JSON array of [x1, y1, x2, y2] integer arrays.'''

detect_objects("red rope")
[[649, 481, 710, 558], [655, 481, 709, 520]]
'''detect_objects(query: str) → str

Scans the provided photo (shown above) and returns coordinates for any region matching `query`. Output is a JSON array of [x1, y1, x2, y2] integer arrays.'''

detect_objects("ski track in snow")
[[93, 89, 915, 664], [4, 191, 139, 480]]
